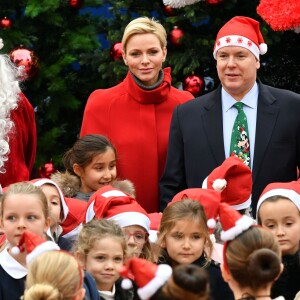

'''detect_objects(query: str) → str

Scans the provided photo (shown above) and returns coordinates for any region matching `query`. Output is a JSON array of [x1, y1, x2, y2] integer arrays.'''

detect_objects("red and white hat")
[[85, 185, 150, 232], [213, 16, 267, 60], [148, 212, 163, 243], [120, 257, 172, 300], [257, 179, 300, 215], [11, 231, 60, 264], [30, 178, 69, 222], [202, 156, 252, 210], [219, 202, 254, 242], [171, 188, 221, 233]]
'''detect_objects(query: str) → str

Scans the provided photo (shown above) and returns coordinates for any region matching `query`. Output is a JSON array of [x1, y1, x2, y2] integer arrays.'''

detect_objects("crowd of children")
[[0, 15, 300, 300]]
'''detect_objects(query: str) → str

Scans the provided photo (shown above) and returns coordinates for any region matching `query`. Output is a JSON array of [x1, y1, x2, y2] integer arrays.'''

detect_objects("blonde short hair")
[[122, 17, 167, 52]]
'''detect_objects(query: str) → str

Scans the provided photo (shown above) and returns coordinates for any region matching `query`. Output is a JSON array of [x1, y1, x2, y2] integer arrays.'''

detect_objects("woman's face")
[[122, 33, 167, 87]]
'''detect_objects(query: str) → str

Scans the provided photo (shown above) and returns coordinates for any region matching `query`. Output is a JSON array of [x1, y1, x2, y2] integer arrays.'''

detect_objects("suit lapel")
[[202, 87, 226, 166], [252, 82, 279, 184]]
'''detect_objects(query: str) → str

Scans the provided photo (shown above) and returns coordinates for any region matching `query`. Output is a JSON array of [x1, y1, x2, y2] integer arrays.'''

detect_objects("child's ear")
[[75, 250, 86, 269], [275, 263, 284, 281], [74, 287, 86, 300], [220, 264, 231, 283], [45, 217, 51, 232], [73, 163, 82, 177]]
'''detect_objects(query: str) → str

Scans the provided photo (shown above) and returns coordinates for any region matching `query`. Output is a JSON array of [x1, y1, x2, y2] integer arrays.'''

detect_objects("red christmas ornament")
[[183, 74, 205, 97], [164, 5, 175, 16], [38, 161, 56, 179], [205, 0, 223, 4], [110, 42, 123, 61], [169, 26, 184, 46], [10, 46, 39, 80], [0, 17, 12, 29], [69, 0, 84, 9], [257, 0, 300, 31]]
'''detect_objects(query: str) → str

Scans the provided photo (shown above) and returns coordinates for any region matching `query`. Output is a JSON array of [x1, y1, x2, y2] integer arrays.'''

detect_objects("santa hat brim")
[[26, 241, 60, 265], [137, 264, 172, 300]]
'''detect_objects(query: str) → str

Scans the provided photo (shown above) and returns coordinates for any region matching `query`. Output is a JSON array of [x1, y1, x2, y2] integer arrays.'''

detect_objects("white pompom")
[[259, 43, 268, 55], [207, 218, 216, 229], [212, 179, 227, 191], [11, 246, 20, 255], [121, 278, 132, 289]]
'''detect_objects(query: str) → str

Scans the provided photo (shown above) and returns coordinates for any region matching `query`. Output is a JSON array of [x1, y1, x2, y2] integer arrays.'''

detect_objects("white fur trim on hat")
[[137, 264, 172, 300], [257, 188, 300, 215], [62, 224, 82, 242], [101, 190, 127, 198], [230, 195, 252, 211], [149, 230, 158, 243], [33, 179, 69, 222], [221, 215, 254, 241], [213, 35, 262, 60], [0, 39, 3, 50], [109, 212, 150, 232], [26, 241, 60, 265], [163, 0, 200, 8], [85, 201, 95, 223]]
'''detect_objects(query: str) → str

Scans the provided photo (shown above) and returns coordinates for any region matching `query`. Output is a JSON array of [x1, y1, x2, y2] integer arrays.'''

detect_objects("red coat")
[[0, 93, 36, 188], [80, 68, 193, 212]]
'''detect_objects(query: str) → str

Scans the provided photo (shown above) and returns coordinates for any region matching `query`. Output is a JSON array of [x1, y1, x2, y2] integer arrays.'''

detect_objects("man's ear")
[[221, 263, 231, 283]]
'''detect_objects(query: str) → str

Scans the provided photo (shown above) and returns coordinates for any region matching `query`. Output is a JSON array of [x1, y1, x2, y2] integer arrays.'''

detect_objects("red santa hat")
[[85, 185, 150, 232], [31, 178, 69, 222], [219, 202, 254, 242], [120, 257, 172, 300], [148, 212, 162, 243], [171, 188, 221, 233], [202, 156, 252, 210], [213, 16, 268, 60], [257, 179, 300, 215], [11, 231, 60, 264]]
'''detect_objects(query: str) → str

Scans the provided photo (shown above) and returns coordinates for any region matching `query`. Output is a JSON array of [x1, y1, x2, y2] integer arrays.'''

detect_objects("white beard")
[[0, 54, 22, 173]]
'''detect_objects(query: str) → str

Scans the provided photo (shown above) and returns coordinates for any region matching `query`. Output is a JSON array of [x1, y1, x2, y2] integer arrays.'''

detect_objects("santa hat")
[[202, 156, 252, 210], [30, 178, 69, 222], [213, 16, 267, 60], [219, 202, 254, 242], [257, 179, 300, 215], [120, 257, 172, 300], [11, 231, 60, 264], [148, 212, 162, 243], [60, 197, 86, 242], [85, 185, 150, 232], [171, 188, 221, 233]]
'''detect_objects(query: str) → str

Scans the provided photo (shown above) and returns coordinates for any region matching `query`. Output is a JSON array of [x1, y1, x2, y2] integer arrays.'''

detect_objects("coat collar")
[[124, 67, 172, 104]]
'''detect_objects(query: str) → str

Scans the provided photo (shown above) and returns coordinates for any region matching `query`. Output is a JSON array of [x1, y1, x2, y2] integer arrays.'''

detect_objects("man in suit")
[[159, 16, 300, 217]]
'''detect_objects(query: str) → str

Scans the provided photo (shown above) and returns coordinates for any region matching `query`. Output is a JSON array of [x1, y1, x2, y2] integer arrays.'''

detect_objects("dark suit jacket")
[[159, 81, 300, 216]]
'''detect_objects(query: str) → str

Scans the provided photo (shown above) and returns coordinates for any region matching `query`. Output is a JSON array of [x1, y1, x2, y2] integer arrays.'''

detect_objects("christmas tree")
[[0, 0, 299, 173]]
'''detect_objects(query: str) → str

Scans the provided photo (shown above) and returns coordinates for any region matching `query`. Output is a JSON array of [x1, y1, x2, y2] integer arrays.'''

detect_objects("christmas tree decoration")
[[0, 17, 12, 29], [10, 46, 39, 80], [169, 26, 184, 46], [183, 74, 205, 97], [257, 0, 300, 31], [38, 160, 56, 178], [205, 0, 223, 3], [110, 42, 123, 61], [69, 0, 84, 9], [164, 5, 175, 16], [163, 0, 201, 8]]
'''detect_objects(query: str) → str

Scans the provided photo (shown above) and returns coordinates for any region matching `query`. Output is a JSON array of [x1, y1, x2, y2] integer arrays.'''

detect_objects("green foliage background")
[[0, 0, 299, 174]]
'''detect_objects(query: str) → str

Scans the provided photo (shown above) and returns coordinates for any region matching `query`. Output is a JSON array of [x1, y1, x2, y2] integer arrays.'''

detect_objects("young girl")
[[23, 250, 85, 300], [74, 218, 137, 300], [52, 134, 119, 201], [256, 180, 300, 300], [85, 185, 153, 261], [0, 182, 51, 300], [219, 203, 283, 300], [158, 198, 233, 300]]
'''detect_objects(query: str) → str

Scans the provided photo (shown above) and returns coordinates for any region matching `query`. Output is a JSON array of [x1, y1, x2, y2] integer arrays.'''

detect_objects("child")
[[31, 178, 72, 251], [85, 185, 153, 261], [0, 182, 52, 300], [23, 250, 85, 300], [74, 218, 137, 300], [256, 180, 300, 300], [52, 134, 119, 201], [158, 197, 233, 300], [219, 203, 283, 300], [120, 257, 209, 300]]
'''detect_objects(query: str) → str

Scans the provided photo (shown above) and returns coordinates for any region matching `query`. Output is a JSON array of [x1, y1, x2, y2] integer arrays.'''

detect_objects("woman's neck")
[[234, 289, 272, 300], [130, 69, 164, 90]]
